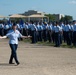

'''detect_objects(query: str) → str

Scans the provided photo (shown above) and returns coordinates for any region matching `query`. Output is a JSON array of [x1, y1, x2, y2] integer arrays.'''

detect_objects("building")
[[9, 10, 67, 22], [22, 10, 48, 22], [22, 10, 45, 16], [52, 14, 65, 21]]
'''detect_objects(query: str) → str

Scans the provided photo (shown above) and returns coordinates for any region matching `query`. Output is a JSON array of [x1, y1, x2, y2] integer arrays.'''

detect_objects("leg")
[[9, 50, 13, 64], [9, 44, 19, 64]]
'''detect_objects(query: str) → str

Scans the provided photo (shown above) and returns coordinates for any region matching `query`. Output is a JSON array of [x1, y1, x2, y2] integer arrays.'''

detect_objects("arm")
[[21, 36, 28, 39], [0, 36, 7, 39], [21, 35, 32, 39]]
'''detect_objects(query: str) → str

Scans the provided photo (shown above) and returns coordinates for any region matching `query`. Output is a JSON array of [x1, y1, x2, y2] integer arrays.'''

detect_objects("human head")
[[12, 23, 17, 30]]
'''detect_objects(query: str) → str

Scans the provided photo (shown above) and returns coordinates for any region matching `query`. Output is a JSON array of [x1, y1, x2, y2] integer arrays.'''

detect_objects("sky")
[[0, 0, 76, 19]]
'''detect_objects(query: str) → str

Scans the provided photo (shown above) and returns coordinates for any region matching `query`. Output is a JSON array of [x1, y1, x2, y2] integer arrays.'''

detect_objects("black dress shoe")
[[16, 62, 20, 66], [54, 45, 57, 47]]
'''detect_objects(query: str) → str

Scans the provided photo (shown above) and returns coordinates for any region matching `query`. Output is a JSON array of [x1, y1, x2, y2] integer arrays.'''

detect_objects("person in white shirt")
[[0, 23, 31, 66]]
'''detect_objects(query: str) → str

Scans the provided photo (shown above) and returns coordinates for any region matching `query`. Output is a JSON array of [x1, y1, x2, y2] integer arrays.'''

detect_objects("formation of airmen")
[[0, 20, 76, 47]]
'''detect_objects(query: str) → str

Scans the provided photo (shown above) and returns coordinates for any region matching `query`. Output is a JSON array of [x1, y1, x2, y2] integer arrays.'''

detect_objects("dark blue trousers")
[[4, 29, 8, 35], [70, 31, 73, 43], [66, 31, 71, 45], [43, 30, 47, 42], [54, 33, 60, 47], [9, 44, 19, 64], [51, 32, 55, 43], [63, 31, 66, 43], [60, 34, 63, 44], [31, 31, 36, 43], [0, 28, 4, 36], [47, 30, 52, 42], [23, 28, 28, 36], [73, 31, 76, 46], [38, 31, 42, 42]]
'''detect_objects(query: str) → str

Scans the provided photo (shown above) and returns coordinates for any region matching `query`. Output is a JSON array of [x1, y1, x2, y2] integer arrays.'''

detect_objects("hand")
[[28, 35, 32, 38], [0, 36, 2, 39]]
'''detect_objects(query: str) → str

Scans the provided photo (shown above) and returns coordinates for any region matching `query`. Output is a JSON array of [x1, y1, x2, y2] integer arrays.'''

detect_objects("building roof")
[[0, 15, 7, 18], [28, 14, 47, 18], [9, 14, 27, 18]]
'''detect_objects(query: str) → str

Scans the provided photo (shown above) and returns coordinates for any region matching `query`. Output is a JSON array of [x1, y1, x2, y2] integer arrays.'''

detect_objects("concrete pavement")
[[0, 39, 76, 75]]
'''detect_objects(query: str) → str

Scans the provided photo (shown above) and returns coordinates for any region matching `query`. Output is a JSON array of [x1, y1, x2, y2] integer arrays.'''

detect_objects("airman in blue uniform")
[[37, 22, 43, 42], [47, 22, 52, 42], [42, 22, 48, 42], [54, 22, 61, 47], [0, 22, 4, 36], [30, 22, 37, 43], [65, 22, 71, 45], [73, 21, 76, 46]]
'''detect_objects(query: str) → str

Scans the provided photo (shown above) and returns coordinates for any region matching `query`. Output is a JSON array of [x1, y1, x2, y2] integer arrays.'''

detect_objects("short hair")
[[13, 23, 17, 26]]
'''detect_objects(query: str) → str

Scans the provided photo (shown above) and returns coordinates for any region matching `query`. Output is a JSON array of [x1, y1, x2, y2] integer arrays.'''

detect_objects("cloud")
[[69, 0, 76, 4]]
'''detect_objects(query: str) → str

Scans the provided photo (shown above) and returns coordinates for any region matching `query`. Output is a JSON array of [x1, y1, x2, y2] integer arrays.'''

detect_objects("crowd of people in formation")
[[0, 20, 76, 47]]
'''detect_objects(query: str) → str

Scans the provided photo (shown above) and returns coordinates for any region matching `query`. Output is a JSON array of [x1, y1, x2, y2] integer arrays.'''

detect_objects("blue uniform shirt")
[[17, 24, 20, 29], [73, 24, 76, 31], [37, 24, 43, 31], [70, 25, 73, 31], [23, 24, 28, 30], [20, 24, 23, 30], [62, 25, 66, 31], [65, 24, 71, 32], [9, 24, 12, 28], [0, 24, 4, 28], [28, 24, 31, 30], [30, 24, 37, 31], [51, 25, 54, 31], [4, 24, 9, 30], [42, 24, 48, 30], [47, 24, 52, 30], [6, 30, 22, 44], [54, 25, 61, 33], [59, 25, 63, 32]]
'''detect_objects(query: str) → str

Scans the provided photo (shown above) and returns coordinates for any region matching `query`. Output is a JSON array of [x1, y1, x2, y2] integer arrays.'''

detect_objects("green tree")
[[45, 14, 55, 22], [64, 16, 73, 22], [60, 15, 73, 22]]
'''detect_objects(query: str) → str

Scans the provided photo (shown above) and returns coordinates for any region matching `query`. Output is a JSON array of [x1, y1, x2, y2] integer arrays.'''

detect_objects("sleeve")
[[18, 31, 22, 38], [6, 31, 11, 38], [6, 33, 10, 38]]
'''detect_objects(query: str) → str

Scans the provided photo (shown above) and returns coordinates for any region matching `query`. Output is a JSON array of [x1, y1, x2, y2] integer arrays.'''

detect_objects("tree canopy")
[[60, 15, 73, 22], [45, 14, 55, 22]]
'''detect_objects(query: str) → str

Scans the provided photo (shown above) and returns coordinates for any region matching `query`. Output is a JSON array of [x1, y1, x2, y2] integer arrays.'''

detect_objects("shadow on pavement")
[[0, 63, 15, 66]]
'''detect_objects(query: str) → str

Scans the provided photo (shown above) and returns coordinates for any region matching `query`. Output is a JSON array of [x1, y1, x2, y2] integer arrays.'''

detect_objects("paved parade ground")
[[0, 39, 76, 75]]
